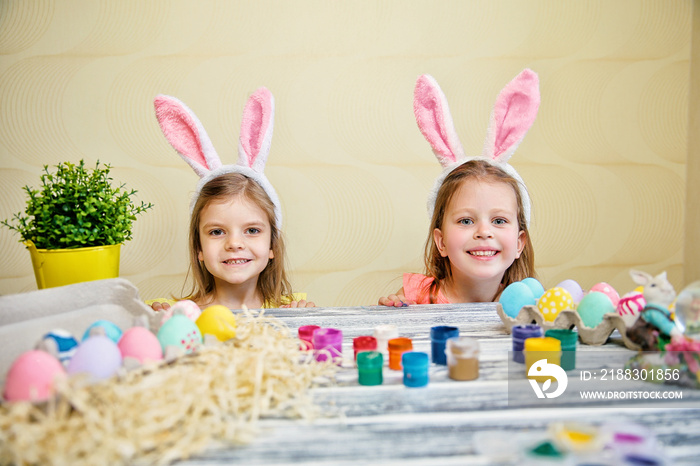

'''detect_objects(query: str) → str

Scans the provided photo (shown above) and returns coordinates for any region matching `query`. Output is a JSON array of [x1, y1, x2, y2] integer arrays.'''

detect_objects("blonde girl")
[[379, 70, 539, 306], [151, 88, 312, 310]]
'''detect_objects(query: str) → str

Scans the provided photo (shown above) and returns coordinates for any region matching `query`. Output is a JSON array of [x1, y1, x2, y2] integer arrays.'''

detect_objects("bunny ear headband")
[[153, 87, 282, 228], [413, 69, 540, 226]]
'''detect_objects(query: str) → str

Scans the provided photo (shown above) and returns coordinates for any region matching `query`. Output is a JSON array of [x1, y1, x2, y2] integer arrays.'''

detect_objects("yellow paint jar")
[[524, 336, 561, 383]]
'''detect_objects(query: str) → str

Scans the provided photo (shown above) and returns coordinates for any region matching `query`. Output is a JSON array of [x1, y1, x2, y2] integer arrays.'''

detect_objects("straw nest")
[[0, 310, 338, 465]]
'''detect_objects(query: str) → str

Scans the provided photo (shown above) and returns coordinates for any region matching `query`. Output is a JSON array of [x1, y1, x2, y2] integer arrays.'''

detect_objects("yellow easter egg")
[[195, 305, 237, 341], [537, 287, 574, 322]]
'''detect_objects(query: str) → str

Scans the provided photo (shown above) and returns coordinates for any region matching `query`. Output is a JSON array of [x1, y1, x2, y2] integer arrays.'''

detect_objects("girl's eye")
[[209, 228, 224, 236], [458, 218, 474, 225], [246, 227, 261, 235], [493, 218, 507, 225]]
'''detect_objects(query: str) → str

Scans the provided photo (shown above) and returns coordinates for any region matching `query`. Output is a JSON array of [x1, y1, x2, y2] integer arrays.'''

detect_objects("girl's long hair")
[[423, 159, 536, 303], [182, 172, 293, 307]]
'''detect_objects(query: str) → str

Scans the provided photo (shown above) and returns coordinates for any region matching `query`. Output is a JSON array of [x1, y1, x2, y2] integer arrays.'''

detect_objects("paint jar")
[[298, 325, 320, 351], [402, 351, 429, 388], [512, 324, 543, 364], [545, 328, 578, 371], [353, 336, 377, 361], [313, 328, 343, 363], [373, 324, 399, 360], [524, 336, 561, 383], [445, 337, 479, 381], [430, 325, 459, 365], [388, 337, 413, 370], [357, 351, 383, 386]]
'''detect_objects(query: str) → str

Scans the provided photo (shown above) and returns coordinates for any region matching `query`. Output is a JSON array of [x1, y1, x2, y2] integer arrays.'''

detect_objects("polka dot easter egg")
[[537, 287, 575, 322], [157, 314, 203, 355]]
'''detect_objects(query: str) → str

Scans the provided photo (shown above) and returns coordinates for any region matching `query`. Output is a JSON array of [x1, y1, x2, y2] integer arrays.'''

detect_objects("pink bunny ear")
[[154, 95, 222, 178], [482, 69, 540, 163], [238, 87, 274, 173], [414, 74, 465, 168]]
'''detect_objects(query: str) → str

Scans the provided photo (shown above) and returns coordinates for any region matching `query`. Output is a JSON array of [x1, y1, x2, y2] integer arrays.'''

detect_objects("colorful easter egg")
[[521, 277, 545, 299], [556, 279, 584, 304], [577, 291, 615, 328], [157, 314, 202, 354], [590, 282, 620, 307], [196, 305, 237, 341], [537, 287, 575, 322], [82, 320, 123, 343], [3, 350, 66, 402], [38, 329, 78, 365], [118, 326, 163, 364], [160, 299, 202, 325], [616, 291, 646, 327], [499, 282, 536, 318], [67, 335, 123, 381]]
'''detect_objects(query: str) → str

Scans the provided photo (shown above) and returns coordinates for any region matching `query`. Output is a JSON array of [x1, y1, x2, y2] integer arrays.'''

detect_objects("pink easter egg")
[[617, 291, 646, 317], [118, 326, 163, 364], [160, 299, 202, 325], [3, 350, 66, 402], [590, 282, 620, 307]]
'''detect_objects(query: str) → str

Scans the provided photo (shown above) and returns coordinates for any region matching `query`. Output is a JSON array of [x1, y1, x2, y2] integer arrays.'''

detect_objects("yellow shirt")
[[145, 293, 307, 309]]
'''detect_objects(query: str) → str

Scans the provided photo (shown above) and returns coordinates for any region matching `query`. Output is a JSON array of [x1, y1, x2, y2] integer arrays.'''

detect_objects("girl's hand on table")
[[378, 294, 414, 307], [281, 300, 316, 308]]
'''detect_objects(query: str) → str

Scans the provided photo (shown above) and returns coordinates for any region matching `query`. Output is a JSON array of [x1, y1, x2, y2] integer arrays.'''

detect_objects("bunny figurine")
[[626, 270, 681, 349]]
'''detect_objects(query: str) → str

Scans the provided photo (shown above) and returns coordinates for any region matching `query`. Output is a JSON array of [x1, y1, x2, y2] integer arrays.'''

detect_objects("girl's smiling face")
[[433, 178, 525, 287], [197, 196, 274, 294]]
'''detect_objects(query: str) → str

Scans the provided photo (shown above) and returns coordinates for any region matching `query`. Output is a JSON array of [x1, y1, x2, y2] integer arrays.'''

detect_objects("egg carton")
[[0, 278, 158, 387], [497, 304, 642, 351]]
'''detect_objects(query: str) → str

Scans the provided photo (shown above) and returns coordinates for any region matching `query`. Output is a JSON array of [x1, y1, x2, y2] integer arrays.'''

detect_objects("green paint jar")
[[544, 328, 578, 371]]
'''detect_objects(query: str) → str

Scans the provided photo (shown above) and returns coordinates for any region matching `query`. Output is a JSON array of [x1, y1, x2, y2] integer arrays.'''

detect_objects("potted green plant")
[[1, 160, 153, 289]]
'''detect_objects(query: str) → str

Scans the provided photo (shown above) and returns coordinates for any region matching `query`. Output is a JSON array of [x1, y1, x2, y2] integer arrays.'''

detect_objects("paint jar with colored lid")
[[524, 336, 561, 383], [373, 324, 399, 360], [402, 351, 429, 388], [313, 328, 343, 363], [430, 325, 459, 365], [545, 328, 578, 371], [512, 324, 543, 364], [357, 351, 383, 386], [445, 337, 479, 381], [387, 337, 413, 370], [298, 325, 320, 351], [353, 336, 377, 361]]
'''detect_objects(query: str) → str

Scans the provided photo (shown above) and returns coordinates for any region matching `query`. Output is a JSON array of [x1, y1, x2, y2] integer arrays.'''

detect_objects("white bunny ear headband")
[[153, 87, 282, 228], [413, 69, 540, 226]]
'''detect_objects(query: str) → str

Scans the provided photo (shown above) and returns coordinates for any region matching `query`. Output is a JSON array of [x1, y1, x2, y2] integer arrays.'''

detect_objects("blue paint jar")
[[512, 324, 543, 364], [402, 351, 429, 387], [430, 325, 459, 365]]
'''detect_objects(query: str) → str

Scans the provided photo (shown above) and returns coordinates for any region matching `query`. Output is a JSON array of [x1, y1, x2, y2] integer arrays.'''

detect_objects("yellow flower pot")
[[25, 241, 121, 289]]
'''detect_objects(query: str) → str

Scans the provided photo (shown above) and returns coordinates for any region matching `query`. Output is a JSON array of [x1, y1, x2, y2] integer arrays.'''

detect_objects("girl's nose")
[[474, 222, 494, 239], [225, 234, 244, 250]]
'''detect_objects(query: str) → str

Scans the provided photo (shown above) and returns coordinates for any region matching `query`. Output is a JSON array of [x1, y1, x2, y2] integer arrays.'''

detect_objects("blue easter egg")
[[40, 329, 78, 365], [499, 282, 536, 318], [521, 277, 545, 299], [82, 320, 123, 343]]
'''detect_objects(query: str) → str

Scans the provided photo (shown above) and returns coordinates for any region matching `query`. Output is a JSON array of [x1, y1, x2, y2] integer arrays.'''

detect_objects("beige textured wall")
[[687, 0, 700, 285], [0, 0, 693, 305]]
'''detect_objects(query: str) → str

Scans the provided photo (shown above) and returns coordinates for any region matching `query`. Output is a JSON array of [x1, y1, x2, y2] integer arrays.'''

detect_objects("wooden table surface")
[[178, 303, 700, 465]]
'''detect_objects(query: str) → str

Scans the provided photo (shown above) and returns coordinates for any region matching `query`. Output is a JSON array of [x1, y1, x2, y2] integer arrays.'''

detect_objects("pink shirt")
[[402, 273, 450, 304]]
